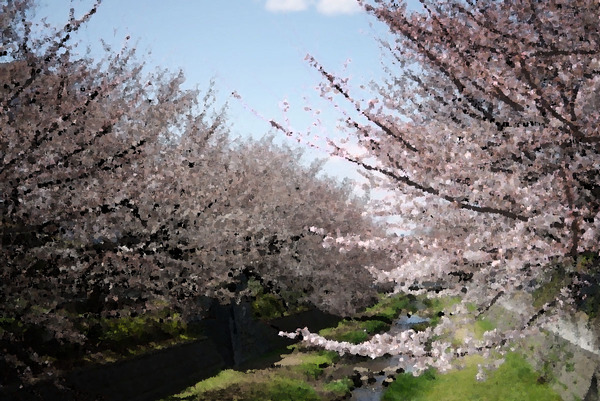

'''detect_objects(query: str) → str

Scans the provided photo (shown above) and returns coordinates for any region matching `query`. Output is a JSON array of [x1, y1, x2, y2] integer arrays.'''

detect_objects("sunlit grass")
[[323, 378, 353, 395], [164, 349, 342, 400], [174, 369, 248, 397], [169, 376, 321, 401], [292, 351, 339, 379], [382, 353, 562, 401]]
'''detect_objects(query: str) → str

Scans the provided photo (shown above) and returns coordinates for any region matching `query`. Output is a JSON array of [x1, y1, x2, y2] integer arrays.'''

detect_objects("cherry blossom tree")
[[280, 0, 599, 375], [0, 0, 384, 386]]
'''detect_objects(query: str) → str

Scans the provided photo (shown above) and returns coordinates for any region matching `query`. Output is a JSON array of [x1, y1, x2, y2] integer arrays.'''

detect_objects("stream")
[[350, 314, 429, 401]]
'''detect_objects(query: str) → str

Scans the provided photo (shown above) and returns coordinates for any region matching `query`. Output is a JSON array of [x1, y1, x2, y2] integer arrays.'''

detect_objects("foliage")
[[98, 314, 184, 344], [248, 277, 309, 320], [531, 253, 600, 318], [532, 266, 569, 309], [251, 293, 287, 320], [0, 308, 203, 373], [382, 353, 562, 401], [87, 310, 205, 356]]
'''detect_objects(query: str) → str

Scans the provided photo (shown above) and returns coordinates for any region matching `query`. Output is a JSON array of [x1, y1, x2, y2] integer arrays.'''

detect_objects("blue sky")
[[31, 0, 412, 181]]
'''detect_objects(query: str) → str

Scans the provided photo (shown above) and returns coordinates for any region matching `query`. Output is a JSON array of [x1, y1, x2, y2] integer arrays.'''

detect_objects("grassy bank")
[[160, 292, 567, 401], [383, 353, 562, 401], [161, 346, 351, 401]]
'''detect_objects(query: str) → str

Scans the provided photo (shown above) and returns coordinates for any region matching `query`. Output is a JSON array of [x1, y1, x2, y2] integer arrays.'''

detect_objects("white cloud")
[[265, 0, 311, 12], [264, 0, 362, 15], [316, 0, 362, 15]]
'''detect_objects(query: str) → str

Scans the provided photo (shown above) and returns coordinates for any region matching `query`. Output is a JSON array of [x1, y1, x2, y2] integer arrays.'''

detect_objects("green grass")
[[452, 317, 497, 347], [176, 369, 248, 396], [259, 378, 320, 401], [294, 350, 339, 379], [172, 377, 321, 401], [165, 348, 342, 400], [383, 368, 438, 401], [322, 378, 353, 395], [363, 293, 419, 321], [423, 296, 462, 326], [163, 291, 568, 401], [474, 318, 495, 339], [318, 319, 389, 344], [382, 353, 563, 401]]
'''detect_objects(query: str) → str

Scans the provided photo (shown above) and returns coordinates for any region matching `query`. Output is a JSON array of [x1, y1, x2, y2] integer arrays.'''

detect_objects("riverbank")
[[161, 292, 596, 401], [9, 290, 595, 400]]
